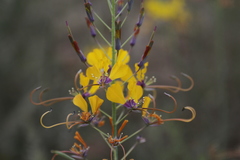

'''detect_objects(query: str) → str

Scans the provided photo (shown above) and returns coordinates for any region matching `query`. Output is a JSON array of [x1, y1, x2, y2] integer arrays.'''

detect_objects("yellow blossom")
[[73, 94, 103, 114], [145, 0, 191, 27]]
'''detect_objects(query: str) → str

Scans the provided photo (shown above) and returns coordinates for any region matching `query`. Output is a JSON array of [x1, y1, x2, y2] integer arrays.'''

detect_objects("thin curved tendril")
[[74, 69, 82, 90], [39, 88, 49, 106], [169, 75, 182, 93], [137, 92, 177, 114], [147, 73, 194, 92], [30, 87, 73, 106], [163, 106, 196, 123], [66, 112, 75, 129], [40, 110, 82, 129], [119, 143, 126, 160], [74, 70, 100, 92]]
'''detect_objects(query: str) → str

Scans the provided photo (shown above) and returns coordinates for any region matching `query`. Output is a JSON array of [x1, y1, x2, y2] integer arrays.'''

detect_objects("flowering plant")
[[30, 0, 195, 159]]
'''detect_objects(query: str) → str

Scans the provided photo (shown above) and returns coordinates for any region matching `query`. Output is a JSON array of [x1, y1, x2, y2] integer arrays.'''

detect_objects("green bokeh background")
[[1, 0, 240, 159]]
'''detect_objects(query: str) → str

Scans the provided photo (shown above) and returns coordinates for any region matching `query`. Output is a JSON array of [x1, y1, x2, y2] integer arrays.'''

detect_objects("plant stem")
[[111, 0, 118, 160], [111, 0, 116, 66]]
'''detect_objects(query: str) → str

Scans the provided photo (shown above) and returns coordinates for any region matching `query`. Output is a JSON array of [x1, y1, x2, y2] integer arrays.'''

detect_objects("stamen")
[[117, 120, 128, 136]]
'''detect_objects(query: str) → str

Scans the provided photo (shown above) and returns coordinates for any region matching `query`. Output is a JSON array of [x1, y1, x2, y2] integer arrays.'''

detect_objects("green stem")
[[111, 102, 118, 160], [115, 3, 128, 20], [121, 126, 147, 143], [111, 0, 116, 66], [91, 125, 108, 137], [94, 27, 111, 46], [100, 109, 111, 118], [110, 1, 118, 159], [116, 111, 130, 125], [93, 10, 111, 31], [121, 142, 138, 160]]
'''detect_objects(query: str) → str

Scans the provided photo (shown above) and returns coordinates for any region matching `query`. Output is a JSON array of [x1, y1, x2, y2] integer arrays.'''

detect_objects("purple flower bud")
[[115, 38, 121, 50], [85, 2, 94, 22], [136, 7, 145, 27], [85, 17, 96, 37], [117, 0, 124, 15], [127, 0, 134, 12]]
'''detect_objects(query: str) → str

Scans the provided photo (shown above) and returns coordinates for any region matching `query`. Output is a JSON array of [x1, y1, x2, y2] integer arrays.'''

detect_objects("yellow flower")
[[86, 47, 130, 86], [73, 94, 103, 115], [79, 72, 99, 97], [145, 0, 191, 27], [87, 47, 130, 69], [106, 82, 143, 109]]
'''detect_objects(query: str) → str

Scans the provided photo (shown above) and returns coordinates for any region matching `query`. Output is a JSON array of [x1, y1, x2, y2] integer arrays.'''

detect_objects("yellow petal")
[[127, 81, 143, 101], [121, 65, 137, 83], [88, 80, 99, 95], [106, 83, 126, 104], [87, 49, 104, 66], [88, 95, 104, 114], [145, 0, 187, 20], [73, 94, 88, 112], [86, 66, 101, 81], [80, 72, 90, 92], [109, 62, 128, 80], [142, 96, 151, 116], [135, 62, 148, 81], [117, 49, 130, 64]]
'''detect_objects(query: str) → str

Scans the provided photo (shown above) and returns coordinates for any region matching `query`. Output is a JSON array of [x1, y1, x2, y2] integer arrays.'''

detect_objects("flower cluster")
[[30, 1, 196, 159], [145, 0, 191, 30]]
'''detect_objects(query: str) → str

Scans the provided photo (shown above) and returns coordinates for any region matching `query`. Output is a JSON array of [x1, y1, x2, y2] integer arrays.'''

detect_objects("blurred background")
[[1, 0, 240, 159]]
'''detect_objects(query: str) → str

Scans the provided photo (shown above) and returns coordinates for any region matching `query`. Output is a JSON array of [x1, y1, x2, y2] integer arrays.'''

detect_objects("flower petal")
[[73, 94, 88, 112], [117, 49, 130, 64], [88, 95, 104, 114], [80, 72, 90, 92], [135, 62, 148, 81], [109, 62, 128, 80], [142, 96, 151, 116], [127, 81, 143, 101], [121, 65, 137, 83], [106, 83, 126, 104], [86, 66, 101, 81]]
